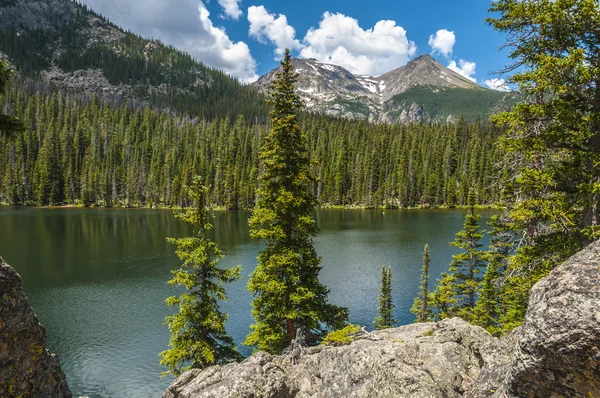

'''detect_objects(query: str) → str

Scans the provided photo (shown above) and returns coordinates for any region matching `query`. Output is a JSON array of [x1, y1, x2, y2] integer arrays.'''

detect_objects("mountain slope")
[[0, 0, 268, 121], [253, 55, 514, 123]]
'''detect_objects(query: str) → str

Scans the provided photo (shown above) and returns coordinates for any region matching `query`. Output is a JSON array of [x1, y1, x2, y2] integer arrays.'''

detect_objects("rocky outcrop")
[[469, 239, 600, 398], [0, 257, 72, 398], [166, 240, 600, 398], [164, 318, 506, 398]]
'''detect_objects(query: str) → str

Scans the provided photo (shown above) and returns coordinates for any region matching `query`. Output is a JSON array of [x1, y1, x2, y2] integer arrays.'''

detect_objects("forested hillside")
[[0, 81, 501, 208], [0, 0, 268, 121]]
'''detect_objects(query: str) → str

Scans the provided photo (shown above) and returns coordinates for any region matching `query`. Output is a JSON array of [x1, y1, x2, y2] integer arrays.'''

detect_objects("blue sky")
[[79, 0, 511, 90]]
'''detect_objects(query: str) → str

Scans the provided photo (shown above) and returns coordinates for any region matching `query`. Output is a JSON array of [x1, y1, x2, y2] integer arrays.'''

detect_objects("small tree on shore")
[[411, 244, 431, 322], [431, 190, 487, 321], [374, 266, 396, 330], [160, 177, 242, 376]]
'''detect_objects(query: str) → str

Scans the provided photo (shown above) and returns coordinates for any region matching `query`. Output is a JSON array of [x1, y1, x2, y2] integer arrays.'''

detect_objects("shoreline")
[[0, 203, 503, 211]]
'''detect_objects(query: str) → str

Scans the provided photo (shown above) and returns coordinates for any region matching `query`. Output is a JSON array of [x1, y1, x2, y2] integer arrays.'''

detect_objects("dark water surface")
[[0, 207, 493, 397]]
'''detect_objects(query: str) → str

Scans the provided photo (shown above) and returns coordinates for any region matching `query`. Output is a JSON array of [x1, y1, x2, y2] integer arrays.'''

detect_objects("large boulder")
[[469, 239, 600, 397], [164, 318, 507, 398], [0, 257, 72, 398]]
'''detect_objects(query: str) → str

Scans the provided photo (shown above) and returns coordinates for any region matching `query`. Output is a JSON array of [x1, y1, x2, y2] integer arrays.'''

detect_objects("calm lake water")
[[0, 207, 493, 398]]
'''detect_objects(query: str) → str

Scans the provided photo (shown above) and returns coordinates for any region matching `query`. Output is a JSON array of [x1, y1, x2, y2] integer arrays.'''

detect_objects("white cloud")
[[217, 0, 242, 20], [484, 78, 510, 92], [428, 29, 455, 58], [195, 2, 258, 82], [299, 12, 417, 76], [247, 6, 301, 57], [448, 59, 476, 82], [79, 0, 258, 82]]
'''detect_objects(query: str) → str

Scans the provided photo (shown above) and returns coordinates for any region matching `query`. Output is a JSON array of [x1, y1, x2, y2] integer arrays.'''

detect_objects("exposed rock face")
[[469, 239, 600, 398], [166, 240, 600, 398], [164, 318, 507, 398], [0, 257, 72, 398]]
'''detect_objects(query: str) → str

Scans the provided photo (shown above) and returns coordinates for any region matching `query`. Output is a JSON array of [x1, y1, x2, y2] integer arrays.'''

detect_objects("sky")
[[78, 0, 512, 90]]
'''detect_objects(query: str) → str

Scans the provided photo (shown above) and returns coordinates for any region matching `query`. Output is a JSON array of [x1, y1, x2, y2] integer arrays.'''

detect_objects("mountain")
[[0, 0, 268, 121], [253, 55, 515, 123]]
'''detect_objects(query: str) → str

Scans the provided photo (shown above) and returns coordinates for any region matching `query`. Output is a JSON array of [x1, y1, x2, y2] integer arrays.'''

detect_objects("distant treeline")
[[0, 84, 503, 208]]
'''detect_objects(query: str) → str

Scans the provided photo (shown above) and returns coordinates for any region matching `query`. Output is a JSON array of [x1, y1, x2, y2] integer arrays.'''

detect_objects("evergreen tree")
[[160, 176, 242, 376], [244, 49, 348, 354], [0, 60, 24, 139], [473, 214, 514, 334], [487, 0, 600, 330], [411, 244, 431, 323], [374, 266, 396, 329], [431, 190, 487, 322]]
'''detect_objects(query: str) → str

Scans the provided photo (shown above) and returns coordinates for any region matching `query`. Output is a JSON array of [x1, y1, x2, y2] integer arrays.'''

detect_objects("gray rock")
[[164, 318, 507, 398], [469, 239, 600, 398], [0, 257, 72, 397]]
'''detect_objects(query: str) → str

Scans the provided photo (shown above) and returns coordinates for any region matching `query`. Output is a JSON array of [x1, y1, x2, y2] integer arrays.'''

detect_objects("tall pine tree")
[[431, 190, 487, 322], [411, 244, 431, 323], [0, 60, 23, 139], [487, 0, 600, 330], [160, 176, 242, 376], [374, 266, 396, 329], [244, 49, 348, 354]]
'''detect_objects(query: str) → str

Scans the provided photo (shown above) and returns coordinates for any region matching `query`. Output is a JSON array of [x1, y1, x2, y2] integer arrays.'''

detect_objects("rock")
[[166, 240, 600, 398], [164, 318, 507, 398], [468, 239, 600, 398], [0, 257, 72, 398]]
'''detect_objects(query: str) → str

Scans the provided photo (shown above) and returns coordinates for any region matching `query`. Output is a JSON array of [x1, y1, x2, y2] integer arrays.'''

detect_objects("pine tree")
[[0, 60, 24, 139], [160, 176, 242, 376], [244, 49, 348, 354], [431, 190, 487, 322], [473, 214, 514, 334], [411, 244, 431, 323], [487, 0, 600, 330], [374, 266, 396, 329]]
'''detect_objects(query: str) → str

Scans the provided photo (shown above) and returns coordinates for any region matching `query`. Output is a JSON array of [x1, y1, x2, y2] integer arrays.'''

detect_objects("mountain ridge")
[[0, 0, 268, 122], [253, 54, 512, 123]]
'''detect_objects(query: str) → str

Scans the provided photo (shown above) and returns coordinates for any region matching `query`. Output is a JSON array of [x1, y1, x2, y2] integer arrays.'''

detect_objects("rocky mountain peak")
[[252, 54, 503, 124]]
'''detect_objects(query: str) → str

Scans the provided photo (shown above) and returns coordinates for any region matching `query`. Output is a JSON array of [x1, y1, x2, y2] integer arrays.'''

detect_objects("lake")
[[0, 207, 493, 398]]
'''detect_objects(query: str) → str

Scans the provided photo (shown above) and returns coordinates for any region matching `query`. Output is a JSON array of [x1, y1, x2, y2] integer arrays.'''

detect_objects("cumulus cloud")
[[248, 6, 301, 57], [217, 0, 242, 20], [428, 29, 455, 58], [298, 12, 417, 76], [484, 78, 510, 92], [79, 0, 258, 82], [448, 59, 477, 82]]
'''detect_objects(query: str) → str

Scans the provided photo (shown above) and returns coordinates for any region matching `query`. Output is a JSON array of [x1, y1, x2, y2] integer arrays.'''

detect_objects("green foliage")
[[0, 60, 23, 139], [422, 329, 435, 337], [0, 81, 503, 208], [431, 191, 488, 322], [386, 86, 516, 123], [159, 176, 242, 376], [411, 244, 431, 323], [321, 324, 360, 346], [374, 266, 396, 329], [486, 0, 600, 331], [244, 50, 348, 354]]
